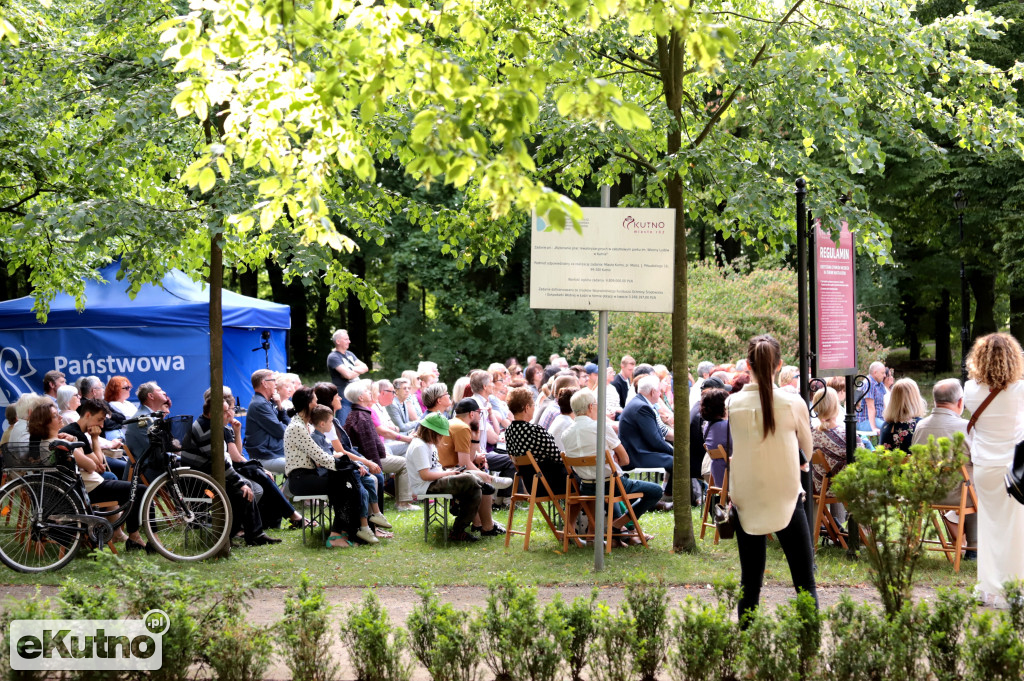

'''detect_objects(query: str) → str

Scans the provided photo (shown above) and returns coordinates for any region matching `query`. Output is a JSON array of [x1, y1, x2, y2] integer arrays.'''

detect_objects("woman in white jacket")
[[726, 334, 817, 623], [964, 332, 1024, 607]]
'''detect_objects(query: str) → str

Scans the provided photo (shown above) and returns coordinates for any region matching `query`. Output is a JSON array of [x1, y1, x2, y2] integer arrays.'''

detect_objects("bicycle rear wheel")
[[141, 469, 231, 561], [0, 476, 85, 573]]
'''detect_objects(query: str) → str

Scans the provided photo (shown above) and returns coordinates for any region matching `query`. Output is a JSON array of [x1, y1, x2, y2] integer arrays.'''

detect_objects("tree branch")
[[690, 0, 807, 150], [612, 150, 657, 174]]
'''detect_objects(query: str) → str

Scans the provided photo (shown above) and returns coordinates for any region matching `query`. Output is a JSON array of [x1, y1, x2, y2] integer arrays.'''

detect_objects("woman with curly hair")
[[964, 333, 1024, 607]]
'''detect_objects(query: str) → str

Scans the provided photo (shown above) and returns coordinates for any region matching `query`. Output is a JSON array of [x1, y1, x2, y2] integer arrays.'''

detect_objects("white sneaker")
[[396, 503, 422, 512], [490, 476, 514, 490], [356, 526, 380, 544], [368, 512, 392, 529]]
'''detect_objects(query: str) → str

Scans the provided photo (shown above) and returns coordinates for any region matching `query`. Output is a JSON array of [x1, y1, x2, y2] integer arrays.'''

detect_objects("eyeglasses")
[[120, 386, 131, 392], [381, 389, 395, 394], [263, 378, 276, 384]]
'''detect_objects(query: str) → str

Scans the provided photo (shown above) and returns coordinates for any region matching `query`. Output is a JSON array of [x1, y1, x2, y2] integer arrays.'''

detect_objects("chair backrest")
[[511, 451, 542, 474], [708, 444, 729, 461], [810, 449, 829, 472]]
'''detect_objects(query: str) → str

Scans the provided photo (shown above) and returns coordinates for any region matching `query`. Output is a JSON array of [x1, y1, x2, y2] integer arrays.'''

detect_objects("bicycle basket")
[[1, 442, 60, 470]]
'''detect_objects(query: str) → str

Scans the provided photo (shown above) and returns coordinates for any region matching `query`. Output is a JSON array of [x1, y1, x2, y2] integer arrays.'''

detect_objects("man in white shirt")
[[561, 390, 662, 534], [372, 379, 412, 457], [585, 363, 621, 424]]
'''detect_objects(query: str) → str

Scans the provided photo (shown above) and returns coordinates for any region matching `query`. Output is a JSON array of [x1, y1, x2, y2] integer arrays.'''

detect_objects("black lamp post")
[[954, 190, 968, 384]]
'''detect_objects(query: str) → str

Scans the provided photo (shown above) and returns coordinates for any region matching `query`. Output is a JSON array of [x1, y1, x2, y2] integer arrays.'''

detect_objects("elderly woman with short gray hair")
[[344, 379, 419, 512]]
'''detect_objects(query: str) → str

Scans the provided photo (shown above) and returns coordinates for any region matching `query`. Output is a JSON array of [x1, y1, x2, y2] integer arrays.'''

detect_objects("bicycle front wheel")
[[0, 476, 85, 573], [141, 469, 232, 561]]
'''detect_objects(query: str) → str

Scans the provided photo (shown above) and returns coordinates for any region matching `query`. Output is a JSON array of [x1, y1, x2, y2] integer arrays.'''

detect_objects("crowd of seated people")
[[4, 342, 926, 553]]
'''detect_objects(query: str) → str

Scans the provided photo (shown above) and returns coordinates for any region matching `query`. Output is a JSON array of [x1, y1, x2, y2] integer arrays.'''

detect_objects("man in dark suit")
[[619, 374, 674, 504], [611, 355, 636, 409]]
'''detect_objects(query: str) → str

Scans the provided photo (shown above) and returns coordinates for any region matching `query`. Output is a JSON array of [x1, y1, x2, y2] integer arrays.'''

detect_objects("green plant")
[[624, 576, 669, 681], [407, 586, 480, 681], [831, 433, 966, 616], [588, 604, 635, 681], [666, 596, 742, 681], [546, 590, 597, 681], [927, 589, 976, 681], [206, 621, 275, 681], [1004, 580, 1024, 636], [278, 571, 340, 681], [740, 592, 819, 681], [963, 611, 1024, 680], [0, 590, 56, 681], [528, 601, 570, 681], [340, 591, 413, 681], [826, 596, 890, 681], [56, 578, 124, 681], [479, 573, 537, 681]]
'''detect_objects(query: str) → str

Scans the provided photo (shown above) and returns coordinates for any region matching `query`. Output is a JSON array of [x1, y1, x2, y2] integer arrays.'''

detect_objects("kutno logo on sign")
[[10, 609, 170, 672], [622, 216, 666, 233]]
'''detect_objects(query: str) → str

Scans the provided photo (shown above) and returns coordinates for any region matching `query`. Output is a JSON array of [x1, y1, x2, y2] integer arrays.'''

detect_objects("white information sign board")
[[530, 207, 675, 313]]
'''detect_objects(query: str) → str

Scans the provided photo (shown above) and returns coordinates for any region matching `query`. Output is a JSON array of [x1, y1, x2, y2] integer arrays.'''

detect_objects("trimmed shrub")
[[741, 591, 820, 681], [546, 590, 598, 681], [340, 591, 412, 681], [407, 587, 481, 681], [206, 621, 274, 681], [926, 589, 976, 681], [278, 571, 339, 681], [963, 611, 1024, 680], [831, 433, 966, 616], [666, 596, 742, 681], [0, 590, 56, 681], [563, 262, 888, 371], [625, 576, 669, 681], [588, 603, 635, 681]]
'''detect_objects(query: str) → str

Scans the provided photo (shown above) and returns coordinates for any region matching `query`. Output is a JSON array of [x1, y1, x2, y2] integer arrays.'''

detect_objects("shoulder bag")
[[712, 423, 738, 540]]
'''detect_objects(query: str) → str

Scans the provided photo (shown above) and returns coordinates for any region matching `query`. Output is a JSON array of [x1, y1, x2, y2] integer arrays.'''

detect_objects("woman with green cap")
[[406, 412, 488, 542]]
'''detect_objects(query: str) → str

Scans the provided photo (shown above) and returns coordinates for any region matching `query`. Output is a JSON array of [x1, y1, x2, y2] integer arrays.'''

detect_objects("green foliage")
[[963, 610, 1024, 680], [279, 571, 340, 681], [1005, 580, 1024, 636], [666, 593, 742, 681], [407, 586, 481, 681], [831, 433, 966, 616], [545, 590, 598, 681], [0, 590, 56, 681], [927, 588, 977, 681], [565, 263, 888, 370], [741, 591, 820, 681], [340, 591, 413, 681], [530, 601, 571, 681], [588, 604, 635, 681], [825, 595, 928, 681], [479, 573, 544, 681], [206, 620, 275, 681], [624, 576, 669, 681]]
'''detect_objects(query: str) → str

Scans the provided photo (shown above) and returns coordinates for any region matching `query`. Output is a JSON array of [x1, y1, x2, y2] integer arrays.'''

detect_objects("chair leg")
[[505, 496, 516, 548], [699, 489, 715, 540]]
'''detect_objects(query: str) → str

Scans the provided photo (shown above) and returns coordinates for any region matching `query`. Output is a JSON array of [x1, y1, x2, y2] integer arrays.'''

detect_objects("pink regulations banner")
[[815, 219, 857, 374]]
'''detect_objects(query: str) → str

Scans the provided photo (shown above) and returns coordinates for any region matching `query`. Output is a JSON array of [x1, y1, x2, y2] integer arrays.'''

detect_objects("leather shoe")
[[654, 500, 674, 512], [246, 533, 283, 546]]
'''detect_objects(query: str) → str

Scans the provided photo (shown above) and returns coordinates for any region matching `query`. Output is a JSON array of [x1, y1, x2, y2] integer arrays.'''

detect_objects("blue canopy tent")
[[0, 262, 289, 421]]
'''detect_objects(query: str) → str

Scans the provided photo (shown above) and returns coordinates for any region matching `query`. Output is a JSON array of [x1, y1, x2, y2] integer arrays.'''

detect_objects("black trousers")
[[89, 480, 148, 534], [227, 483, 264, 541], [238, 465, 296, 528], [735, 501, 818, 623], [289, 467, 361, 537]]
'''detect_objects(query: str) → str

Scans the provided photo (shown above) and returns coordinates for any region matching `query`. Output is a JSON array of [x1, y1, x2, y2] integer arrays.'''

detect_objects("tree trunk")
[[287, 276, 310, 373], [238, 267, 259, 299], [1011, 291, 1024, 346], [900, 291, 921, 362], [659, 28, 696, 553], [347, 253, 370, 361], [967, 271, 997, 339], [934, 289, 952, 372]]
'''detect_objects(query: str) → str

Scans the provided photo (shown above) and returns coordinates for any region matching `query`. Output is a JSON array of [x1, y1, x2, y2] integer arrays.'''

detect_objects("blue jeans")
[[581, 477, 663, 520], [106, 456, 128, 480], [357, 472, 378, 517], [856, 416, 884, 432]]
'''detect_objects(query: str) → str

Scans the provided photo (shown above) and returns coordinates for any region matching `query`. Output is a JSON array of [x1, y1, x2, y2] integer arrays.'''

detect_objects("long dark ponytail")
[[748, 334, 781, 438]]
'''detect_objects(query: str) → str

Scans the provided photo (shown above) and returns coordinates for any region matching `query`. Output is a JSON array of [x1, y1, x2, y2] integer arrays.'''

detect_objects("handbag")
[[1007, 441, 1024, 505], [713, 422, 737, 540]]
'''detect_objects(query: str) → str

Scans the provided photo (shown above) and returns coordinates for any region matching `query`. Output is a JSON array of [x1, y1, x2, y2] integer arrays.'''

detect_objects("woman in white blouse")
[[284, 387, 368, 548], [726, 334, 817, 623], [964, 333, 1024, 607]]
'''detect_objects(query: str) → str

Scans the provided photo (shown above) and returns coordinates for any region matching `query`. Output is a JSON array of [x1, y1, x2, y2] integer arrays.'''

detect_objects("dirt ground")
[[0, 582, 940, 681]]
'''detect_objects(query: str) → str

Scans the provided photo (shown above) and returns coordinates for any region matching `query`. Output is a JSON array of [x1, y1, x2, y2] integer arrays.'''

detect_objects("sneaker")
[[449, 529, 479, 543], [480, 483, 496, 496], [368, 512, 393, 529], [356, 526, 380, 544], [396, 503, 422, 512], [479, 525, 506, 536], [490, 476, 514, 490]]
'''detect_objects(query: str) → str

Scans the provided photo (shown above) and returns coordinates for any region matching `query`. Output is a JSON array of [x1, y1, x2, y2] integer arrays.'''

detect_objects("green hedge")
[[564, 262, 888, 372]]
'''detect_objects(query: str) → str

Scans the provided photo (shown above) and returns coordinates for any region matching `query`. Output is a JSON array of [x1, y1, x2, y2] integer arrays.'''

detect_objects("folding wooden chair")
[[561, 451, 647, 554], [699, 445, 729, 543], [811, 449, 848, 550], [923, 464, 977, 572], [505, 451, 567, 550]]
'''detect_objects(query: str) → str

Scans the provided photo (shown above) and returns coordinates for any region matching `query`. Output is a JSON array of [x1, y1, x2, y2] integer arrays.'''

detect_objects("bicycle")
[[0, 411, 233, 573]]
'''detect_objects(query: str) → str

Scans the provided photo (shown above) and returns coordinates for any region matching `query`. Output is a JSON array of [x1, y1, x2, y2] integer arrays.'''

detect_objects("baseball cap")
[[454, 398, 481, 415], [420, 411, 450, 436], [701, 377, 727, 391], [584, 363, 599, 374]]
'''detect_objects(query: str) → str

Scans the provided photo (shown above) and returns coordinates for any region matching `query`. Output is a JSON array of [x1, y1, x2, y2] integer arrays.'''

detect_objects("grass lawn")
[[0, 504, 975, 590]]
